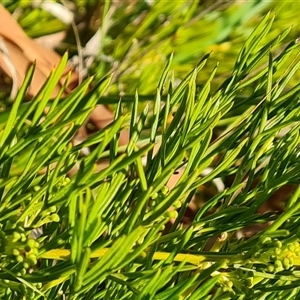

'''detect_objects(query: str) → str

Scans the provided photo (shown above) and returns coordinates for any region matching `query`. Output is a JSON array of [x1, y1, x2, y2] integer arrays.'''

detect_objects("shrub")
[[0, 2, 300, 300]]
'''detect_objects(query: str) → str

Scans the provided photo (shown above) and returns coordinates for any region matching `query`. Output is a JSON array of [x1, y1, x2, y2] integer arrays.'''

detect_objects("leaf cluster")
[[0, 4, 299, 300]]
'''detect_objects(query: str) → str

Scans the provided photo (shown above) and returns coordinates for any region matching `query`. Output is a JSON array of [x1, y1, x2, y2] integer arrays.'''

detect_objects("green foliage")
[[0, 1, 300, 299]]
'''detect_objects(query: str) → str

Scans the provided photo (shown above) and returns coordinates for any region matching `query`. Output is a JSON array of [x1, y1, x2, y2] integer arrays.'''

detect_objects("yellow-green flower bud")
[[161, 186, 169, 195], [288, 243, 295, 252], [12, 248, 20, 256], [27, 239, 36, 248], [16, 255, 24, 263], [168, 211, 178, 219], [274, 248, 281, 256], [173, 200, 182, 209], [12, 231, 21, 242], [27, 254, 37, 265], [151, 192, 158, 200], [267, 264, 274, 273], [274, 259, 282, 271], [274, 240, 282, 248], [288, 257, 294, 266], [283, 257, 290, 270], [20, 233, 26, 242]]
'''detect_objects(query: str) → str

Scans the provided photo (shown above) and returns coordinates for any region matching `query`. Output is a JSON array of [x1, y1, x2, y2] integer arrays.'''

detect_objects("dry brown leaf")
[[0, 4, 78, 97]]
